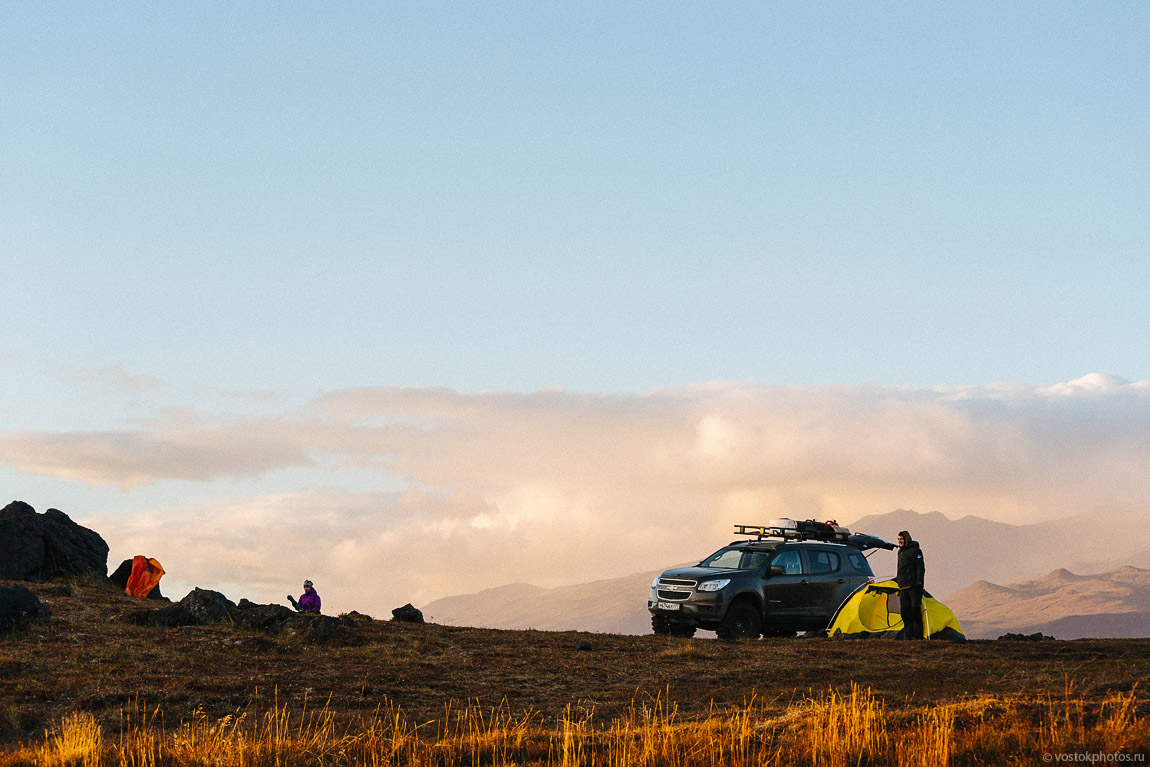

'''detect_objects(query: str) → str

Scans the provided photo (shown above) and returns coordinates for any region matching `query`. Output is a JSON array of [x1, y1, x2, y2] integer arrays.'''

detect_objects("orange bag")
[[125, 555, 165, 599]]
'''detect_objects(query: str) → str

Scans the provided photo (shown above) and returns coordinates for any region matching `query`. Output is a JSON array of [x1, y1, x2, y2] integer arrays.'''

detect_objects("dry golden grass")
[[1, 685, 1145, 766]]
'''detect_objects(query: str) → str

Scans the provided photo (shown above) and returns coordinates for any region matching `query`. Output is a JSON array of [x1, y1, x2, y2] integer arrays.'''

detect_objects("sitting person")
[[287, 579, 321, 613]]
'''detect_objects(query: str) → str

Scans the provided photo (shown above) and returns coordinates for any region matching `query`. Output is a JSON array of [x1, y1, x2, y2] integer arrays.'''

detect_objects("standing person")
[[896, 531, 925, 639], [288, 579, 321, 613]]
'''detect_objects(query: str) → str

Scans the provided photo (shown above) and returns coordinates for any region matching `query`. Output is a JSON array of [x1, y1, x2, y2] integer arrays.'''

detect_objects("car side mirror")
[[767, 565, 786, 577]]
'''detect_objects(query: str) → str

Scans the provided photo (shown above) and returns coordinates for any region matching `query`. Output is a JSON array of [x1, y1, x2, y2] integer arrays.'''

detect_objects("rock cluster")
[[130, 588, 357, 643], [0, 501, 109, 580], [997, 631, 1056, 641]]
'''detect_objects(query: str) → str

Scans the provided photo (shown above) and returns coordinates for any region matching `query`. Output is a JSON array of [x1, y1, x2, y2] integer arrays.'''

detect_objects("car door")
[[803, 547, 851, 619], [761, 548, 809, 624]]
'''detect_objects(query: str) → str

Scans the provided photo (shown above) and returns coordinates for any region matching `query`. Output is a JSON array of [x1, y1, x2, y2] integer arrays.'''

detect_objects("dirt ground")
[[3, 578, 1148, 742]]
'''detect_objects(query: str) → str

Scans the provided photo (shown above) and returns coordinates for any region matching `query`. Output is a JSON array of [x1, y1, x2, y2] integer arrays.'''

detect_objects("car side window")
[[808, 550, 839, 574], [772, 550, 803, 575], [742, 551, 769, 570]]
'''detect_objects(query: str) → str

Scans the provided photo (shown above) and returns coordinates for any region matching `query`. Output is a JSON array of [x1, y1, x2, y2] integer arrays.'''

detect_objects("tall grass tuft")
[[37, 712, 102, 767], [804, 682, 887, 767]]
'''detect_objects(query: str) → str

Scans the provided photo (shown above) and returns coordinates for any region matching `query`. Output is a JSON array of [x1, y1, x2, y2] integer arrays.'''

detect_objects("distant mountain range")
[[947, 566, 1150, 639], [422, 571, 660, 635], [423, 508, 1150, 637]]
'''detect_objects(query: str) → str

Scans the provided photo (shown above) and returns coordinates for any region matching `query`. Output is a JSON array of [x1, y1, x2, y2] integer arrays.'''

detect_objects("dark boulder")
[[0, 501, 109, 580], [0, 585, 51, 634], [109, 558, 165, 600], [141, 588, 235, 628], [178, 588, 236, 623], [234, 600, 295, 632], [391, 603, 425, 624], [281, 613, 343, 643]]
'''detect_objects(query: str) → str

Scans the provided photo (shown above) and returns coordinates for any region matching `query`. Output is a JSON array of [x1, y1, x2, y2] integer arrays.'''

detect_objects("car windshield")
[[700, 546, 773, 570]]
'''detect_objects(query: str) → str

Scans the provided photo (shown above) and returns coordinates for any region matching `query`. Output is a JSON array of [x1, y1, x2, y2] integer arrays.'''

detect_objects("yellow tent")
[[828, 580, 965, 641]]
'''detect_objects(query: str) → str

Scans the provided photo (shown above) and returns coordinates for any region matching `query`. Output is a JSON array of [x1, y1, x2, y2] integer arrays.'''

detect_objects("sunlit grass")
[[1, 685, 1144, 766]]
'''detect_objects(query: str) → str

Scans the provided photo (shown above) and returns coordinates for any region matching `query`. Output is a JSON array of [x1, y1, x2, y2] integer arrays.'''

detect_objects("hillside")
[[947, 565, 1150, 639], [5, 576, 1150, 739], [4, 575, 1150, 765]]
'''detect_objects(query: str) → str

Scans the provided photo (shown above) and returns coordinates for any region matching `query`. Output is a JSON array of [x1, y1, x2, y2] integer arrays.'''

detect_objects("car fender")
[[724, 586, 764, 616]]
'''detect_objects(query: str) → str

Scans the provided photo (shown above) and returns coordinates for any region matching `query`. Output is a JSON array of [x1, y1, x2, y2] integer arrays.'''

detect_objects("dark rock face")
[[234, 599, 295, 632], [143, 588, 235, 628], [178, 588, 236, 623], [108, 558, 165, 600], [391, 603, 425, 623], [281, 614, 343, 643], [0, 585, 51, 634], [0, 501, 109, 580], [998, 632, 1056, 641]]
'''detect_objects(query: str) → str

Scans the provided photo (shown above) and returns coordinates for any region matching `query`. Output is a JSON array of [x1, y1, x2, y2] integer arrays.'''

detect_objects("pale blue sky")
[[3, 4, 1150, 609], [4, 3, 1147, 402]]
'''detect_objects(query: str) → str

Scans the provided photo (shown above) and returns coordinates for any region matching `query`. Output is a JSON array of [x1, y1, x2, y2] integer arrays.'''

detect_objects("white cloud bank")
[[3, 374, 1149, 616]]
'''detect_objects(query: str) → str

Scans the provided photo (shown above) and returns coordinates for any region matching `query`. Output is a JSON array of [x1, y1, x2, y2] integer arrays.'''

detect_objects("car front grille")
[[656, 578, 697, 601]]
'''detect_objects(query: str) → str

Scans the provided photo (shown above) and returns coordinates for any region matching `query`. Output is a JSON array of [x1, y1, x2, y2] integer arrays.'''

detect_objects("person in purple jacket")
[[288, 579, 321, 613]]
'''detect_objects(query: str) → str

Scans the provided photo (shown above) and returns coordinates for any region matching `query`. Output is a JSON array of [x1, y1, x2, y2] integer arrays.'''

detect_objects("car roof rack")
[[733, 519, 850, 543], [732, 520, 895, 552]]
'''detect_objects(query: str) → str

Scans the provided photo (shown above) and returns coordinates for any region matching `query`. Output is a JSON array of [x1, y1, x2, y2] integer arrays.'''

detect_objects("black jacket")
[[897, 540, 925, 589]]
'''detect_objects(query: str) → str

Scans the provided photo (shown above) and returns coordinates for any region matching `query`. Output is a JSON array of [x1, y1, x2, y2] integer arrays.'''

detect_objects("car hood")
[[659, 566, 741, 581]]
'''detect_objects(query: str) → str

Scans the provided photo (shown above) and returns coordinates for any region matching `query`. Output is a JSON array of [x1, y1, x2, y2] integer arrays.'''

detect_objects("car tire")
[[669, 623, 697, 638], [651, 614, 672, 635], [716, 602, 761, 641]]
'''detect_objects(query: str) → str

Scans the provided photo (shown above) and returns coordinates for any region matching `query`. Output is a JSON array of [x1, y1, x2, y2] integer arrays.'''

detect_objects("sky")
[[2, 3, 1148, 616]]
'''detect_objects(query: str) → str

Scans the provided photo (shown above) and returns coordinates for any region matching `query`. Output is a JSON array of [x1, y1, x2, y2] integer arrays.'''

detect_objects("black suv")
[[649, 521, 894, 640]]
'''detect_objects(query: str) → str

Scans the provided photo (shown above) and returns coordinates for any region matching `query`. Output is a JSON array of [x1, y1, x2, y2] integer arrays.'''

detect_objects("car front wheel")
[[716, 602, 761, 640]]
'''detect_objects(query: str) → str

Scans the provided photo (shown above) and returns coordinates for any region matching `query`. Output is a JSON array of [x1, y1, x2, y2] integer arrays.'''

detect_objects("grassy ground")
[[2, 577, 1148, 764]]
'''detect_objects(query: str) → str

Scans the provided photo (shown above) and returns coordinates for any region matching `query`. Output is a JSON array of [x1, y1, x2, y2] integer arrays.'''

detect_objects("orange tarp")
[[125, 556, 165, 599]]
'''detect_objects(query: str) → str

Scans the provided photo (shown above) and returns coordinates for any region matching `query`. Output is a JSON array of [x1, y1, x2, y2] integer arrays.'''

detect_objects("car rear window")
[[846, 550, 873, 575]]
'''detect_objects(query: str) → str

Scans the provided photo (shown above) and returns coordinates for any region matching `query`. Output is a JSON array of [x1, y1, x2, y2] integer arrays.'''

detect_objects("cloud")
[[10, 376, 1150, 613], [0, 411, 313, 490]]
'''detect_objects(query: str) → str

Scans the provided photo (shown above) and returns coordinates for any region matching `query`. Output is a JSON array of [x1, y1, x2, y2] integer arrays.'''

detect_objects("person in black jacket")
[[896, 530, 926, 639]]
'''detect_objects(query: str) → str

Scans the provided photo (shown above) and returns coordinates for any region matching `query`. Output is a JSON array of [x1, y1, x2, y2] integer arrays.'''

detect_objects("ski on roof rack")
[[733, 519, 850, 543], [732, 519, 896, 551]]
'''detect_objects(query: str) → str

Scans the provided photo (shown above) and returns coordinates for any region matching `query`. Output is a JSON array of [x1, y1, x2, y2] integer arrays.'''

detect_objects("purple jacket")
[[298, 589, 321, 613]]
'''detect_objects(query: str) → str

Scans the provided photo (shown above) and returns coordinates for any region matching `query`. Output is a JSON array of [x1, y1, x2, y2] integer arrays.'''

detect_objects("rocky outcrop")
[[0, 501, 109, 580], [130, 589, 358, 643], [233, 599, 295, 632], [0, 585, 51, 634], [391, 603, 425, 623]]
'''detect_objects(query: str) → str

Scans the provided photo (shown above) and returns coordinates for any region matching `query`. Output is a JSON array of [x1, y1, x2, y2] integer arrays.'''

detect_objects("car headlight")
[[698, 579, 730, 592], [651, 576, 661, 589]]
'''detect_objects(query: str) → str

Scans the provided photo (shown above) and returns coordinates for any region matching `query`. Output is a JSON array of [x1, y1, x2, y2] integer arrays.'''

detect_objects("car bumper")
[[648, 594, 725, 620]]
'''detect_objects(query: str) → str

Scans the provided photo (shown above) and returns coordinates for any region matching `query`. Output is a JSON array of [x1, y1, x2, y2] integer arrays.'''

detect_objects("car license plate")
[[657, 601, 681, 611]]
